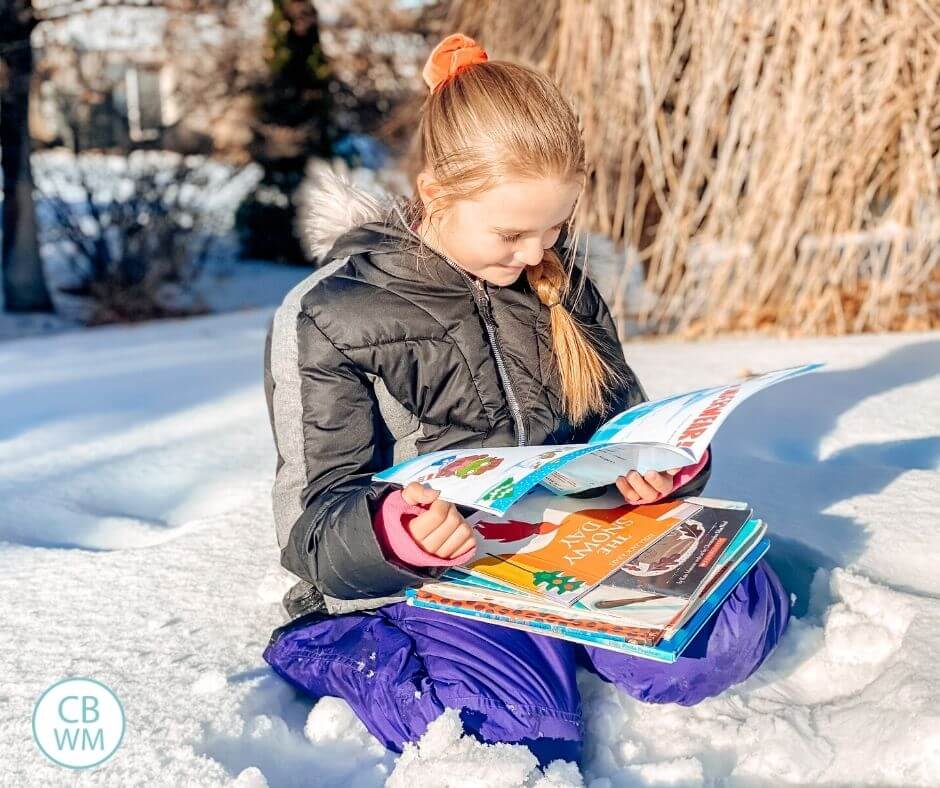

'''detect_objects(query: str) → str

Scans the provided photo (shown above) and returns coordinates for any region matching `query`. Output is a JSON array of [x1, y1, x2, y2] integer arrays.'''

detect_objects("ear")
[[416, 169, 443, 209]]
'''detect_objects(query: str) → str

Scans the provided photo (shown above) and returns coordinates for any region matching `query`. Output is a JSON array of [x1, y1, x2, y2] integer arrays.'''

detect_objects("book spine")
[[407, 596, 676, 662]]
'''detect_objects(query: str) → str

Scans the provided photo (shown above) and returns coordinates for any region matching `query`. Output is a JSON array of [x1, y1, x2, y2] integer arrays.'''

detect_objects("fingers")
[[644, 470, 675, 495], [614, 475, 635, 502], [401, 482, 440, 506], [616, 470, 673, 504], [421, 508, 468, 554], [407, 501, 474, 557], [406, 498, 453, 540], [437, 525, 477, 558], [451, 536, 477, 557], [425, 520, 474, 557]]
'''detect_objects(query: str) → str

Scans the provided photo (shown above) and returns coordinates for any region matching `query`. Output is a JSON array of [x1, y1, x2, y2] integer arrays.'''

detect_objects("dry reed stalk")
[[448, 0, 940, 337]]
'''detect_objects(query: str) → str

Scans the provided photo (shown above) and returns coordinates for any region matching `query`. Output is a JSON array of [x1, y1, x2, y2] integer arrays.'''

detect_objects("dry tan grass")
[[449, 0, 940, 337]]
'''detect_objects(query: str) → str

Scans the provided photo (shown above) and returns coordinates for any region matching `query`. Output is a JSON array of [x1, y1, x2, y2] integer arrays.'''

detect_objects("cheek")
[[445, 211, 519, 270], [458, 237, 512, 270], [482, 239, 513, 264]]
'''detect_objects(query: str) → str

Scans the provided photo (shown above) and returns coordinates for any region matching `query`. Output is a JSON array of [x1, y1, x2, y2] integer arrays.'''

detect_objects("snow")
[[0, 307, 938, 785], [0, 258, 308, 343]]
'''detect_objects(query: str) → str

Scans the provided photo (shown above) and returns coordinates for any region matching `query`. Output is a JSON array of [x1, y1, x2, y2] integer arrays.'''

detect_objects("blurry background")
[[2, 0, 936, 341]]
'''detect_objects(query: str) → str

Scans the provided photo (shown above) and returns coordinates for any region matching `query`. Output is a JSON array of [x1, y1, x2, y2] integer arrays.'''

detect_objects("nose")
[[514, 238, 546, 267]]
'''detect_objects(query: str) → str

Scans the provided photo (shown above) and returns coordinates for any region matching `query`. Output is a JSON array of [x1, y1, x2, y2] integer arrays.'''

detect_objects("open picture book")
[[407, 488, 769, 662], [375, 363, 821, 515]]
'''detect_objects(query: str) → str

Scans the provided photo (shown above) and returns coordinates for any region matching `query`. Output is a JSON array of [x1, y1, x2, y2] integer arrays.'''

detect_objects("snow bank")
[[0, 309, 937, 786]]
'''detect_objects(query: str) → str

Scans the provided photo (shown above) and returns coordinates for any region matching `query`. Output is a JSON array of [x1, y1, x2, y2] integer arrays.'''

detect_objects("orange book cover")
[[462, 490, 699, 606]]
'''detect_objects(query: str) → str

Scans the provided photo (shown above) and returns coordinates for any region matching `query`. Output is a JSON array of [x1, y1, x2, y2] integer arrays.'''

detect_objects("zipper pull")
[[475, 280, 494, 320]]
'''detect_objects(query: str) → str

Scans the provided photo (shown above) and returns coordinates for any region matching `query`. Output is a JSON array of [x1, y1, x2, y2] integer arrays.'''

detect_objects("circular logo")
[[32, 677, 125, 769]]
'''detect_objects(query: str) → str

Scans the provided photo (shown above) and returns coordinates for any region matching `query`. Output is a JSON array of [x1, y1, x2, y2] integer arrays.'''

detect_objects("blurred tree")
[[237, 0, 334, 264], [2, 0, 260, 315], [0, 0, 54, 312]]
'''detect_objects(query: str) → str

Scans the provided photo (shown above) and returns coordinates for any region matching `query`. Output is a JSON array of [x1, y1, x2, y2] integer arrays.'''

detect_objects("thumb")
[[402, 483, 440, 506]]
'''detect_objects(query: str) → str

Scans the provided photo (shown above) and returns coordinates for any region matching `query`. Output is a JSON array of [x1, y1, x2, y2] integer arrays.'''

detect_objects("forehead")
[[465, 178, 581, 228]]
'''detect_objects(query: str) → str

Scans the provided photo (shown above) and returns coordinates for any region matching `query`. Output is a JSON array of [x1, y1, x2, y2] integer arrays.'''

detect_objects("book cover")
[[457, 489, 708, 606], [439, 516, 765, 638], [590, 501, 754, 600]]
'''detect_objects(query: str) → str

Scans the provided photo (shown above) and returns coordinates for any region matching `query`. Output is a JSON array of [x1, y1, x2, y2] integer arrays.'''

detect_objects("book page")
[[410, 588, 668, 651], [440, 572, 689, 632], [589, 363, 823, 458], [373, 363, 822, 513], [373, 443, 599, 514], [539, 442, 695, 494], [374, 440, 696, 512]]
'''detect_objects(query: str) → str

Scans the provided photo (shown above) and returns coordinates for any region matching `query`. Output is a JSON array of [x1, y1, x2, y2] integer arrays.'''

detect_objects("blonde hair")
[[403, 58, 626, 427]]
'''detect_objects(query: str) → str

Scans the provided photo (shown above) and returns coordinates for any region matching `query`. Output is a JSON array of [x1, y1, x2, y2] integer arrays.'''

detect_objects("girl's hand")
[[615, 468, 681, 505], [401, 482, 477, 559]]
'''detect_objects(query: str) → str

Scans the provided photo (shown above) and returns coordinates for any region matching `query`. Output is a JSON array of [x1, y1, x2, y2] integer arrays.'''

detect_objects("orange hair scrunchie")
[[422, 33, 488, 93]]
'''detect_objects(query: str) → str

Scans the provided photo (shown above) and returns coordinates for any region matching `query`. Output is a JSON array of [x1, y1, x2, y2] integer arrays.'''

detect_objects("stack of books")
[[406, 489, 767, 662]]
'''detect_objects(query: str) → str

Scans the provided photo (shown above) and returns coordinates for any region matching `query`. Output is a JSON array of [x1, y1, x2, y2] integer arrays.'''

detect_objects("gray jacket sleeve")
[[270, 310, 442, 600]]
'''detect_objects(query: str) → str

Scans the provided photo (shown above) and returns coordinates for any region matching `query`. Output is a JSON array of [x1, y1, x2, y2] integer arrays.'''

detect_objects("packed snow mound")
[[0, 308, 937, 786], [387, 709, 582, 788], [579, 565, 938, 786]]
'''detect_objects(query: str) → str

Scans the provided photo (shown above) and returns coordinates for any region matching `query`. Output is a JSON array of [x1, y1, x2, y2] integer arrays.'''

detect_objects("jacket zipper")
[[394, 206, 528, 446], [469, 276, 528, 447]]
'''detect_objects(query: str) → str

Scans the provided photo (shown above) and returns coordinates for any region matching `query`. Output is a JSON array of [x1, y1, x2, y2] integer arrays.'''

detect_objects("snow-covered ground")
[[0, 305, 938, 786], [0, 258, 307, 343]]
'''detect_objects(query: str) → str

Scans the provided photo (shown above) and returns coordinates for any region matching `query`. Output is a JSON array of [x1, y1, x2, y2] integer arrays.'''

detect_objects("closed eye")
[[498, 223, 566, 245]]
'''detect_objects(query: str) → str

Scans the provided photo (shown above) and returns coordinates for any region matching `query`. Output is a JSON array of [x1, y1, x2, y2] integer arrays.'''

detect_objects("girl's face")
[[417, 176, 582, 286]]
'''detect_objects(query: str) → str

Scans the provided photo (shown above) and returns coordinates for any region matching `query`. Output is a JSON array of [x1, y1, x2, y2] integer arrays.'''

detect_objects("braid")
[[526, 249, 626, 426]]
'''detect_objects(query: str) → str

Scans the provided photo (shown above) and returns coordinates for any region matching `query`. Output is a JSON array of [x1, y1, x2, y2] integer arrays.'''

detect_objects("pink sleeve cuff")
[[658, 447, 710, 500], [373, 489, 476, 568]]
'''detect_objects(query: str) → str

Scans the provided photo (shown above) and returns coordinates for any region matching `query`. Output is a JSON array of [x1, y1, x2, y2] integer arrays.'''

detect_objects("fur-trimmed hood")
[[299, 163, 408, 262]]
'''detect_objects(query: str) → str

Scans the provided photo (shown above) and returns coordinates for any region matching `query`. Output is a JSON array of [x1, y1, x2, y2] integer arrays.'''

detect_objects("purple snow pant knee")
[[262, 559, 788, 766], [262, 600, 584, 766], [577, 559, 791, 705]]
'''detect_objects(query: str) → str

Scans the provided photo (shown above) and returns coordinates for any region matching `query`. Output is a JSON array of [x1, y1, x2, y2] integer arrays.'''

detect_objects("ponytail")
[[527, 249, 626, 426]]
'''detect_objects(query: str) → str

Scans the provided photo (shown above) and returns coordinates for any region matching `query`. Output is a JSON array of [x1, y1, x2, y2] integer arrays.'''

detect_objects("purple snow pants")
[[262, 559, 789, 766]]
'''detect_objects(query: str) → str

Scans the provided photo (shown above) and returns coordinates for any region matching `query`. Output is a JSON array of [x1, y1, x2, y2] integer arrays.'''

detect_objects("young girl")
[[262, 33, 789, 766]]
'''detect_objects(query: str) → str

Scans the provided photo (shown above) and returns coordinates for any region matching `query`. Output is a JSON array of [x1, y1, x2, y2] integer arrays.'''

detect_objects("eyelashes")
[[498, 225, 564, 244]]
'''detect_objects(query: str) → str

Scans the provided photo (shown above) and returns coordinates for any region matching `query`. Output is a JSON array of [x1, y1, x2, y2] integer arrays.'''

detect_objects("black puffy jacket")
[[263, 176, 711, 620]]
